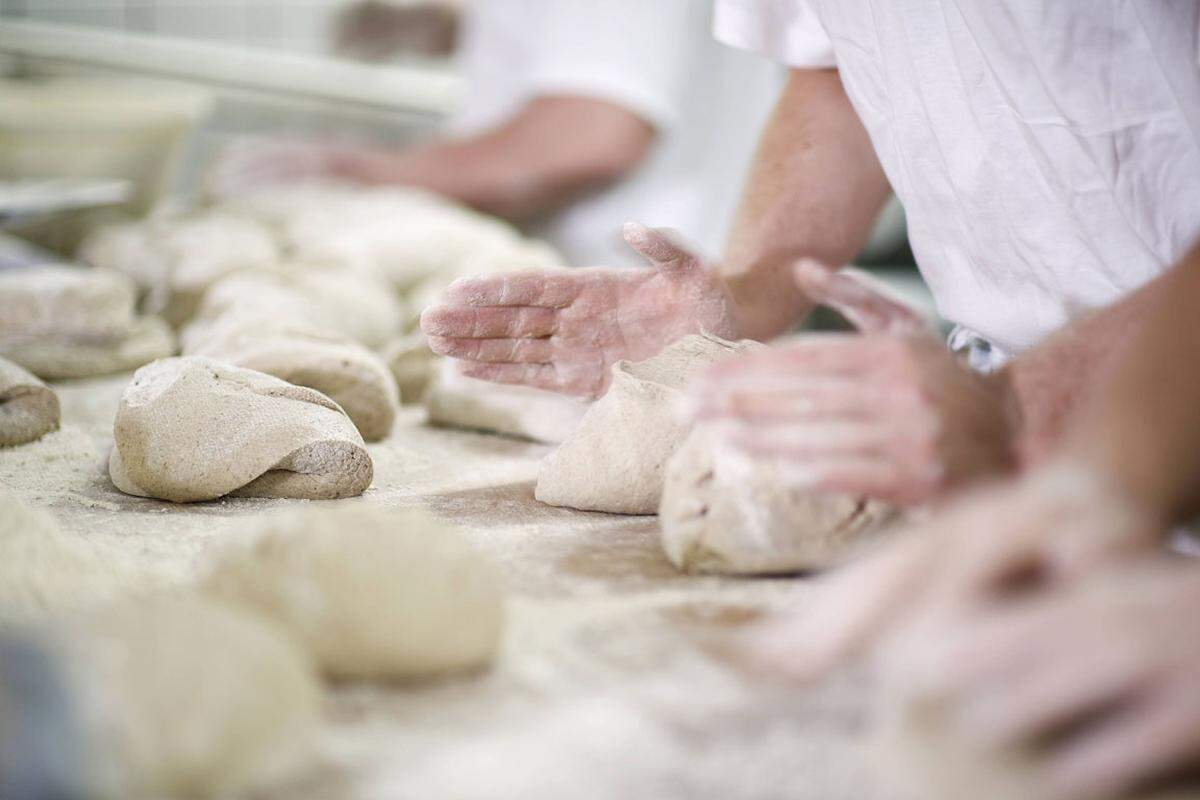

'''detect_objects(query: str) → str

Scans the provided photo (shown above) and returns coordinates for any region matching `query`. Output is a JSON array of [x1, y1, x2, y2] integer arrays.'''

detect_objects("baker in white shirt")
[[425, 0, 1200, 505], [214, 0, 781, 268]]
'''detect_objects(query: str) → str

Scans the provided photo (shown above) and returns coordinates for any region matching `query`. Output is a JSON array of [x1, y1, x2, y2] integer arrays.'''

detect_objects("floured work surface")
[[1, 372, 887, 800]]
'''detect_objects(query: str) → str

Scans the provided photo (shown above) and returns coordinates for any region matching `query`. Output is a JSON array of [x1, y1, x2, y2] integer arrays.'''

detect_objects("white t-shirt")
[[715, 0, 1200, 358], [454, 0, 783, 268]]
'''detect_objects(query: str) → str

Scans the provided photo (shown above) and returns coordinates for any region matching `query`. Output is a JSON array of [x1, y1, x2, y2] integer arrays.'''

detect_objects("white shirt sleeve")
[[713, 0, 836, 69], [521, 0, 704, 130]]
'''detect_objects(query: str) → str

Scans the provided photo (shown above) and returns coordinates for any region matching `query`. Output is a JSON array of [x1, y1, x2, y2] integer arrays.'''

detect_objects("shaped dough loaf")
[[0, 265, 174, 379], [0, 357, 59, 447], [186, 318, 398, 441], [659, 427, 895, 575], [79, 211, 279, 326], [187, 263, 402, 349], [53, 596, 320, 799], [382, 332, 438, 404], [426, 360, 590, 444], [536, 334, 758, 514], [204, 506, 505, 680], [109, 357, 372, 502]]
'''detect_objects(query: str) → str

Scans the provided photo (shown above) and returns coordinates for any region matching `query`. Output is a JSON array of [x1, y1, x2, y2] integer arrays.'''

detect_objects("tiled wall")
[[0, 0, 347, 54]]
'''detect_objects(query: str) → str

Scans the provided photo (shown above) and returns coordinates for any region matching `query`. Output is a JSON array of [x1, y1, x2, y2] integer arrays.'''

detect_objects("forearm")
[[333, 95, 653, 222], [720, 68, 891, 341], [1060, 242, 1200, 522]]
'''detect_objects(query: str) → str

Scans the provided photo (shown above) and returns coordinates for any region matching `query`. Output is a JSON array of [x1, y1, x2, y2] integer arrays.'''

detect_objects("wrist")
[[720, 255, 814, 341]]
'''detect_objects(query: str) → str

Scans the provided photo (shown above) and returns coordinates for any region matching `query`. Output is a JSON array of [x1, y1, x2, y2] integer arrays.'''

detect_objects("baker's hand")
[[891, 557, 1200, 800], [689, 260, 1017, 506], [421, 223, 739, 397], [748, 461, 1160, 683]]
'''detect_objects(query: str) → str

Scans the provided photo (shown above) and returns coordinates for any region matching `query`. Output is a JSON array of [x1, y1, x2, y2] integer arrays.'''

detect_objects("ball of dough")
[[0, 357, 59, 447], [204, 506, 505, 681], [54, 596, 321, 799], [536, 333, 759, 514], [659, 427, 895, 575]]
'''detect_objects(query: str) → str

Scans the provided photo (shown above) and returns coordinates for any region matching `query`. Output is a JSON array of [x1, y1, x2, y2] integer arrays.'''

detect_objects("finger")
[[690, 376, 877, 421], [427, 336, 556, 364], [749, 532, 936, 681], [420, 304, 558, 338], [443, 270, 584, 308], [1046, 688, 1200, 800], [622, 221, 702, 279], [457, 361, 566, 394], [781, 456, 931, 505], [724, 421, 892, 459], [693, 336, 877, 389], [794, 260, 928, 335]]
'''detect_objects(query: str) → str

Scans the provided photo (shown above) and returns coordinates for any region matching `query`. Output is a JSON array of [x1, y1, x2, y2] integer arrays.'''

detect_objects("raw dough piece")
[[109, 357, 372, 502], [536, 333, 759, 514], [204, 506, 505, 681], [0, 357, 59, 446], [187, 263, 402, 349], [1, 316, 175, 380], [54, 596, 320, 799], [79, 211, 279, 325], [187, 318, 398, 441], [660, 427, 895, 574], [426, 360, 590, 444], [0, 264, 136, 342], [382, 332, 438, 404], [0, 491, 155, 625]]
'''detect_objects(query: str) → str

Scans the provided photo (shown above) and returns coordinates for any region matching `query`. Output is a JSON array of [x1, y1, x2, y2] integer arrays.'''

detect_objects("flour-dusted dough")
[[204, 506, 505, 681], [2, 316, 175, 381], [426, 360, 591, 444], [54, 596, 320, 799], [536, 334, 760, 514], [659, 427, 896, 575], [79, 211, 279, 325], [0, 491, 155, 625], [382, 332, 438, 404], [0, 357, 59, 447], [187, 318, 398, 441], [0, 264, 136, 342], [109, 356, 372, 502], [187, 263, 402, 349]]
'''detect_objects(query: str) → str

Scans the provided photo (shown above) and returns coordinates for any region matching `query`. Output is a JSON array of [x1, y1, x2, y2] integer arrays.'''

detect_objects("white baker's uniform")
[[715, 0, 1200, 364], [454, 0, 784, 268]]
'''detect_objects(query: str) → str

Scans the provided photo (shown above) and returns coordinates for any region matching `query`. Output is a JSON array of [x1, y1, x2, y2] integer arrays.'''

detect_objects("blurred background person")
[[211, 0, 785, 268]]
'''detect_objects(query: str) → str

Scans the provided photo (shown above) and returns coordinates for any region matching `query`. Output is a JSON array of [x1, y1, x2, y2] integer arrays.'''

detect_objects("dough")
[[54, 596, 320, 799], [659, 427, 896, 575], [204, 506, 505, 681], [186, 318, 398, 442], [0, 357, 59, 447], [0, 264, 136, 342], [187, 263, 402, 349], [426, 360, 591, 444], [109, 356, 372, 502], [79, 211, 279, 326], [382, 332, 438, 404], [0, 491, 154, 625], [1, 316, 175, 380], [536, 333, 759, 514]]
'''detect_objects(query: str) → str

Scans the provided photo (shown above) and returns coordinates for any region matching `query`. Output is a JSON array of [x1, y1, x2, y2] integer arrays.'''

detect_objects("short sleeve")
[[522, 0, 704, 129], [713, 0, 837, 69]]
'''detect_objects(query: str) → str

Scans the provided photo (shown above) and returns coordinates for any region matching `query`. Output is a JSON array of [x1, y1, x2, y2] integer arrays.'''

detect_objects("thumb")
[[623, 221, 703, 280], [794, 259, 929, 334]]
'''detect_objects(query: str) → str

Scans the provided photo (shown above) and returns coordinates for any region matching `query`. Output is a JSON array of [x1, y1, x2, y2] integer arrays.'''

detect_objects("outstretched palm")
[[421, 222, 738, 397]]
